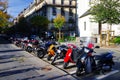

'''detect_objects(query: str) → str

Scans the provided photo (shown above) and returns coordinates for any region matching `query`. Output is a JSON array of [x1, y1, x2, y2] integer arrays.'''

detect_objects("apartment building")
[[17, 0, 77, 37]]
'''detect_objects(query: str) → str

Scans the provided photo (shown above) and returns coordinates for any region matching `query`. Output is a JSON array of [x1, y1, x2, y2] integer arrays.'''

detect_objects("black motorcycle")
[[35, 43, 47, 58], [93, 51, 115, 74], [76, 46, 115, 76], [51, 44, 68, 65], [36, 41, 56, 59]]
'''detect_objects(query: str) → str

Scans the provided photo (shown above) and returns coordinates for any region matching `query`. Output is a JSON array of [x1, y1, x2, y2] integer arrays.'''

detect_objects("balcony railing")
[[46, 0, 76, 8]]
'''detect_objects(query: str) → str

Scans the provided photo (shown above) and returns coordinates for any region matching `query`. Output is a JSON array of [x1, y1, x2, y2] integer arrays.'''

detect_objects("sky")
[[7, 0, 33, 18]]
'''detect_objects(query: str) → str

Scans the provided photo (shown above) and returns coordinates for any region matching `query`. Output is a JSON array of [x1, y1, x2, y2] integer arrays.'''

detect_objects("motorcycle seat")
[[94, 52, 113, 60]]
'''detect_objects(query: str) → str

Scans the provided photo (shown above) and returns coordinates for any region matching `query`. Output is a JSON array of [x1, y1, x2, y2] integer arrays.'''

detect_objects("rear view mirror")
[[95, 46, 100, 48]]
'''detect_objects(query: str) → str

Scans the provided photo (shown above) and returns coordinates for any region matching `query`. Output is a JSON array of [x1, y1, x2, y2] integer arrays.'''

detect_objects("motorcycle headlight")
[[84, 48, 89, 53], [57, 50, 61, 53]]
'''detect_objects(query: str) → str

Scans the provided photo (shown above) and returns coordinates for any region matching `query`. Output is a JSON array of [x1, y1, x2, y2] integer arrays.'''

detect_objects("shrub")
[[58, 36, 76, 42], [112, 37, 120, 44]]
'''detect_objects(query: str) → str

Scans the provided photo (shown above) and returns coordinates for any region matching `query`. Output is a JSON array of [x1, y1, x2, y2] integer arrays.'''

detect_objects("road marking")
[[69, 70, 76, 74], [95, 70, 119, 80]]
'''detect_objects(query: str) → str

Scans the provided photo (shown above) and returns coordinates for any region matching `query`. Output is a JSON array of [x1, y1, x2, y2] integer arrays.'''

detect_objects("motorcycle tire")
[[27, 46, 33, 53], [85, 57, 92, 74], [47, 55, 52, 61], [76, 68, 83, 76], [63, 62, 69, 69], [37, 50, 45, 58]]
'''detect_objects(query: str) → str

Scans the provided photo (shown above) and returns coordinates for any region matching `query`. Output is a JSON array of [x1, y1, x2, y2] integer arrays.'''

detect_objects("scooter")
[[93, 51, 115, 74], [76, 46, 97, 76], [63, 46, 81, 69], [47, 44, 56, 60], [35, 41, 50, 59], [36, 41, 57, 59], [76, 46, 115, 76], [26, 39, 39, 53], [51, 45, 68, 65]]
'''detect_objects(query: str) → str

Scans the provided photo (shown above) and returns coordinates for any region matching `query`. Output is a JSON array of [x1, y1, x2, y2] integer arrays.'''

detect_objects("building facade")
[[77, 0, 120, 43], [16, 0, 77, 37]]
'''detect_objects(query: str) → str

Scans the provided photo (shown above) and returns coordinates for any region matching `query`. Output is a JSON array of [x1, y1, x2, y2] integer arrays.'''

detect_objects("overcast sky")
[[7, 0, 33, 18]]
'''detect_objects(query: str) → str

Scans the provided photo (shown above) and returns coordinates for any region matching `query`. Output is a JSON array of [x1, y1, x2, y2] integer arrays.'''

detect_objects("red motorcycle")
[[63, 43, 94, 69]]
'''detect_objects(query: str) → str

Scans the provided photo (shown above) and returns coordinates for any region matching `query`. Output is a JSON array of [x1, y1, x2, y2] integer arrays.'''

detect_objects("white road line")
[[69, 70, 76, 74], [95, 70, 119, 80]]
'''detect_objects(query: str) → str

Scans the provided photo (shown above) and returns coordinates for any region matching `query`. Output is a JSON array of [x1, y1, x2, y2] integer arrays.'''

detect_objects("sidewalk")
[[0, 44, 77, 80], [100, 45, 120, 52]]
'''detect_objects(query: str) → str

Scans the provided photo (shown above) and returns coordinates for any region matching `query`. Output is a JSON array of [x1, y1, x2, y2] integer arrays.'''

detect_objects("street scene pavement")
[[0, 37, 120, 80], [0, 37, 76, 80]]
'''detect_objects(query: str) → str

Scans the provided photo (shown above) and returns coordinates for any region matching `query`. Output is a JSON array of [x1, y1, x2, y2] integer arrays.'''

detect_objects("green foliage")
[[0, 10, 11, 27], [30, 15, 50, 28], [111, 37, 120, 44], [58, 36, 76, 42], [53, 14, 66, 40], [65, 36, 76, 41], [53, 14, 66, 29], [15, 17, 30, 33], [90, 0, 120, 25]]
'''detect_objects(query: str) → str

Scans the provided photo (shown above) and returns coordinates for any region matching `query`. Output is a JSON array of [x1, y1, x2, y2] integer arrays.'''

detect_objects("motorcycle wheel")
[[37, 50, 45, 58], [47, 55, 52, 61], [63, 62, 69, 69], [76, 68, 83, 76], [27, 46, 32, 53]]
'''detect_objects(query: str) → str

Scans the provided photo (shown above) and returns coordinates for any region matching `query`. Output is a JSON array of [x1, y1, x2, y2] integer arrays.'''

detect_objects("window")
[[70, 0, 72, 5], [53, 0, 55, 4], [52, 7, 56, 15], [84, 22, 86, 31], [61, 8, 65, 16], [61, 0, 64, 5], [69, 8, 73, 16]]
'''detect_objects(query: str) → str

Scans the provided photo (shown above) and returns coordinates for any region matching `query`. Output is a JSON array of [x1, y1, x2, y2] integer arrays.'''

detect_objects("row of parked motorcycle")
[[10, 36, 115, 76]]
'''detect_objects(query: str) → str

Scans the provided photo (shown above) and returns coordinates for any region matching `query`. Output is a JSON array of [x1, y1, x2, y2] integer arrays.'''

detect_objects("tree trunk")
[[59, 29, 61, 40], [107, 24, 112, 46], [98, 21, 102, 34], [99, 21, 102, 46]]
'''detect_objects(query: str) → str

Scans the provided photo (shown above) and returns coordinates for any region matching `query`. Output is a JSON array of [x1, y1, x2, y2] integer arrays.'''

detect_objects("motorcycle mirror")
[[95, 46, 100, 48]]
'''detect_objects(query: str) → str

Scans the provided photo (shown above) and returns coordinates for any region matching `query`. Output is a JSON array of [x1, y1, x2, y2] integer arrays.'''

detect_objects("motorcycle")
[[51, 44, 68, 65], [35, 42, 48, 59], [76, 46, 115, 76], [47, 44, 56, 61], [93, 51, 115, 74], [36, 40, 57, 59], [63, 45, 81, 69], [26, 39, 39, 53]]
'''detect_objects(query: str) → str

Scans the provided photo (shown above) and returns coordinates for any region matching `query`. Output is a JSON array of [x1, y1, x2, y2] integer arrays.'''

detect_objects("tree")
[[0, 0, 8, 11], [90, 0, 120, 46], [15, 17, 30, 34], [53, 14, 66, 40], [90, 0, 120, 25], [0, 0, 12, 33], [0, 10, 10, 27], [29, 15, 50, 33]]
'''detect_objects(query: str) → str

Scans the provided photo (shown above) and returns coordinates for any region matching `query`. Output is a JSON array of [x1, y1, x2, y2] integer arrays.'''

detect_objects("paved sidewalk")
[[101, 45, 120, 52], [0, 44, 77, 80]]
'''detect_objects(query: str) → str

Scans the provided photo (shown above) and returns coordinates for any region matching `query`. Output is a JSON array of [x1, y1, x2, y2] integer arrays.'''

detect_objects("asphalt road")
[[0, 36, 120, 80]]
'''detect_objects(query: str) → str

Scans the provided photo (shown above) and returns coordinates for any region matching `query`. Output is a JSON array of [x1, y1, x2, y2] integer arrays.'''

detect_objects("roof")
[[79, 9, 91, 18]]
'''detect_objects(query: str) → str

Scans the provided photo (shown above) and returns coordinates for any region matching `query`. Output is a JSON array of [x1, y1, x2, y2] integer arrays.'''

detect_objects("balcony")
[[46, 0, 76, 8]]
